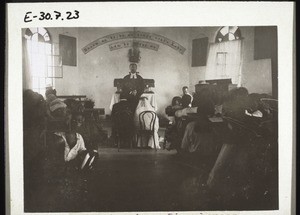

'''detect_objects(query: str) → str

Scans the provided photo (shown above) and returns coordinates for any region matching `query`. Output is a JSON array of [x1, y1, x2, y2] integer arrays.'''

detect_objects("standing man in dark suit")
[[123, 63, 144, 97]]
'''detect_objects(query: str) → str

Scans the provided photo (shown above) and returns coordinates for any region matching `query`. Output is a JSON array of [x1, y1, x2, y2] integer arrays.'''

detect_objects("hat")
[[49, 98, 67, 112]]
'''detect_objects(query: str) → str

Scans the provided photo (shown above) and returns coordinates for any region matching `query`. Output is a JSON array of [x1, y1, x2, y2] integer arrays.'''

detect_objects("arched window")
[[215, 26, 241, 43], [205, 26, 243, 85], [24, 28, 62, 96], [24, 27, 51, 42]]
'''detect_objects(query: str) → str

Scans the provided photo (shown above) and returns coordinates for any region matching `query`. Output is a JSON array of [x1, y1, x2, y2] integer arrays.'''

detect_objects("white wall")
[[47, 28, 80, 94], [23, 26, 273, 117], [55, 27, 191, 117], [187, 27, 219, 92], [239, 27, 272, 94], [187, 26, 273, 95]]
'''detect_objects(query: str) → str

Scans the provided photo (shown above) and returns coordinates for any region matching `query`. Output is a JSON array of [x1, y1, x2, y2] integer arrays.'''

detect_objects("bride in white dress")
[[134, 97, 160, 149]]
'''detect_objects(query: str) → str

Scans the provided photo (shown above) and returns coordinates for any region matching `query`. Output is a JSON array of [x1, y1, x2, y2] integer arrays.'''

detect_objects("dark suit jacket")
[[111, 100, 134, 137], [123, 74, 144, 96]]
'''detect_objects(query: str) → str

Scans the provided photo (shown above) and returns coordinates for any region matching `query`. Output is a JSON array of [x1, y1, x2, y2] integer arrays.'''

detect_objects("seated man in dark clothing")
[[181, 86, 193, 108], [127, 88, 140, 113], [182, 94, 192, 108], [111, 92, 135, 148]]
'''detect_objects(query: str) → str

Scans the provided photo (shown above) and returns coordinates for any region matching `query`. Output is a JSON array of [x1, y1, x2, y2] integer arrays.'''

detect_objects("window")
[[215, 26, 241, 43], [24, 28, 62, 96], [205, 26, 242, 85], [216, 52, 227, 77]]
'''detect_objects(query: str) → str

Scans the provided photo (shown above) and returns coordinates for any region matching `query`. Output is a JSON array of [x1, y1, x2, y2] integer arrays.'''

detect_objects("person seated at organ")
[[123, 63, 144, 97]]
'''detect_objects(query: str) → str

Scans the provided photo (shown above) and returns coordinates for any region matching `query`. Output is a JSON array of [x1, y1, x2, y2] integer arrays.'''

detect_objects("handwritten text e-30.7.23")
[[24, 10, 79, 23]]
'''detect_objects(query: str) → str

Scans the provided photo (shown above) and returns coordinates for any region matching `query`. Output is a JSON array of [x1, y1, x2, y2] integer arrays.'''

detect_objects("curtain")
[[22, 37, 32, 90], [205, 40, 242, 85]]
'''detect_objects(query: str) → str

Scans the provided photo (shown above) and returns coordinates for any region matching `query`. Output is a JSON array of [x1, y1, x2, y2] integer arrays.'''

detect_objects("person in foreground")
[[55, 131, 98, 171]]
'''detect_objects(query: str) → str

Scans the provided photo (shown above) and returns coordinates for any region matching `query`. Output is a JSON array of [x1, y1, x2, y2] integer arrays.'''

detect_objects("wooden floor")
[[24, 147, 213, 212], [24, 146, 278, 212]]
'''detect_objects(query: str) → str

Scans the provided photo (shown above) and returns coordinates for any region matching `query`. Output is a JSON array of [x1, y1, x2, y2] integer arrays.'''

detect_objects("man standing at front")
[[123, 63, 144, 97]]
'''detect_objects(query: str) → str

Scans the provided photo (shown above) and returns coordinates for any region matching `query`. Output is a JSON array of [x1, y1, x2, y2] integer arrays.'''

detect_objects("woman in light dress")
[[134, 97, 160, 149]]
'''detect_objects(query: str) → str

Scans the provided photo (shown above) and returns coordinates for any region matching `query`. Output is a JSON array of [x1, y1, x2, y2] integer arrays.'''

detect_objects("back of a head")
[[23, 89, 46, 127], [236, 87, 249, 97], [197, 100, 215, 117], [46, 88, 57, 97], [228, 87, 249, 101], [172, 96, 182, 106]]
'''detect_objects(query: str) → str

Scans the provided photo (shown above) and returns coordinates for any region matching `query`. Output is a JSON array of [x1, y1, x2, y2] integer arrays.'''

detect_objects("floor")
[[25, 147, 219, 212], [24, 140, 278, 212]]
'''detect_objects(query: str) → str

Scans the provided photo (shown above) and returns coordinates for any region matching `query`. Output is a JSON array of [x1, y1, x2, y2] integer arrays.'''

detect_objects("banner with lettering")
[[82, 31, 186, 54], [109, 40, 159, 51]]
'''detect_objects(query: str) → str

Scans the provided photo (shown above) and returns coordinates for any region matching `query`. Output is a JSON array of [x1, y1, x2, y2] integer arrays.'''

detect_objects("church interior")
[[22, 26, 278, 212]]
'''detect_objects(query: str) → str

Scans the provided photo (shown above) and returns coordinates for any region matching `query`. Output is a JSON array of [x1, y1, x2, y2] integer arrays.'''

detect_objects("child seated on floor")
[[72, 112, 93, 150], [55, 131, 98, 171]]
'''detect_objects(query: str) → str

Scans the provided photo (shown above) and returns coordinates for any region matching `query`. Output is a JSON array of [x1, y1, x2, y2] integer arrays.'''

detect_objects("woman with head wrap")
[[134, 97, 160, 149]]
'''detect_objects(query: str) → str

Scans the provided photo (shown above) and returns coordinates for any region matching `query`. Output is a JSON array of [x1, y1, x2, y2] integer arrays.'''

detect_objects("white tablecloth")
[[109, 92, 157, 111], [109, 93, 120, 111]]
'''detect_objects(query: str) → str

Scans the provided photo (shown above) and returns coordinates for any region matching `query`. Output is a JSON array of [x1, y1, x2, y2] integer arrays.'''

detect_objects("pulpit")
[[113, 79, 155, 88], [110, 78, 156, 111]]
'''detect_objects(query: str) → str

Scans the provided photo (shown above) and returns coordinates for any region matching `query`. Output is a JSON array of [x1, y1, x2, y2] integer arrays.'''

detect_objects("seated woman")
[[45, 96, 71, 131], [180, 117, 217, 165], [134, 97, 160, 149], [180, 91, 216, 162]]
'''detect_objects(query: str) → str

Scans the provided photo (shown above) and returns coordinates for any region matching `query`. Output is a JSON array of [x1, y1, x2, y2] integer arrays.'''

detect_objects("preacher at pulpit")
[[123, 63, 144, 97]]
